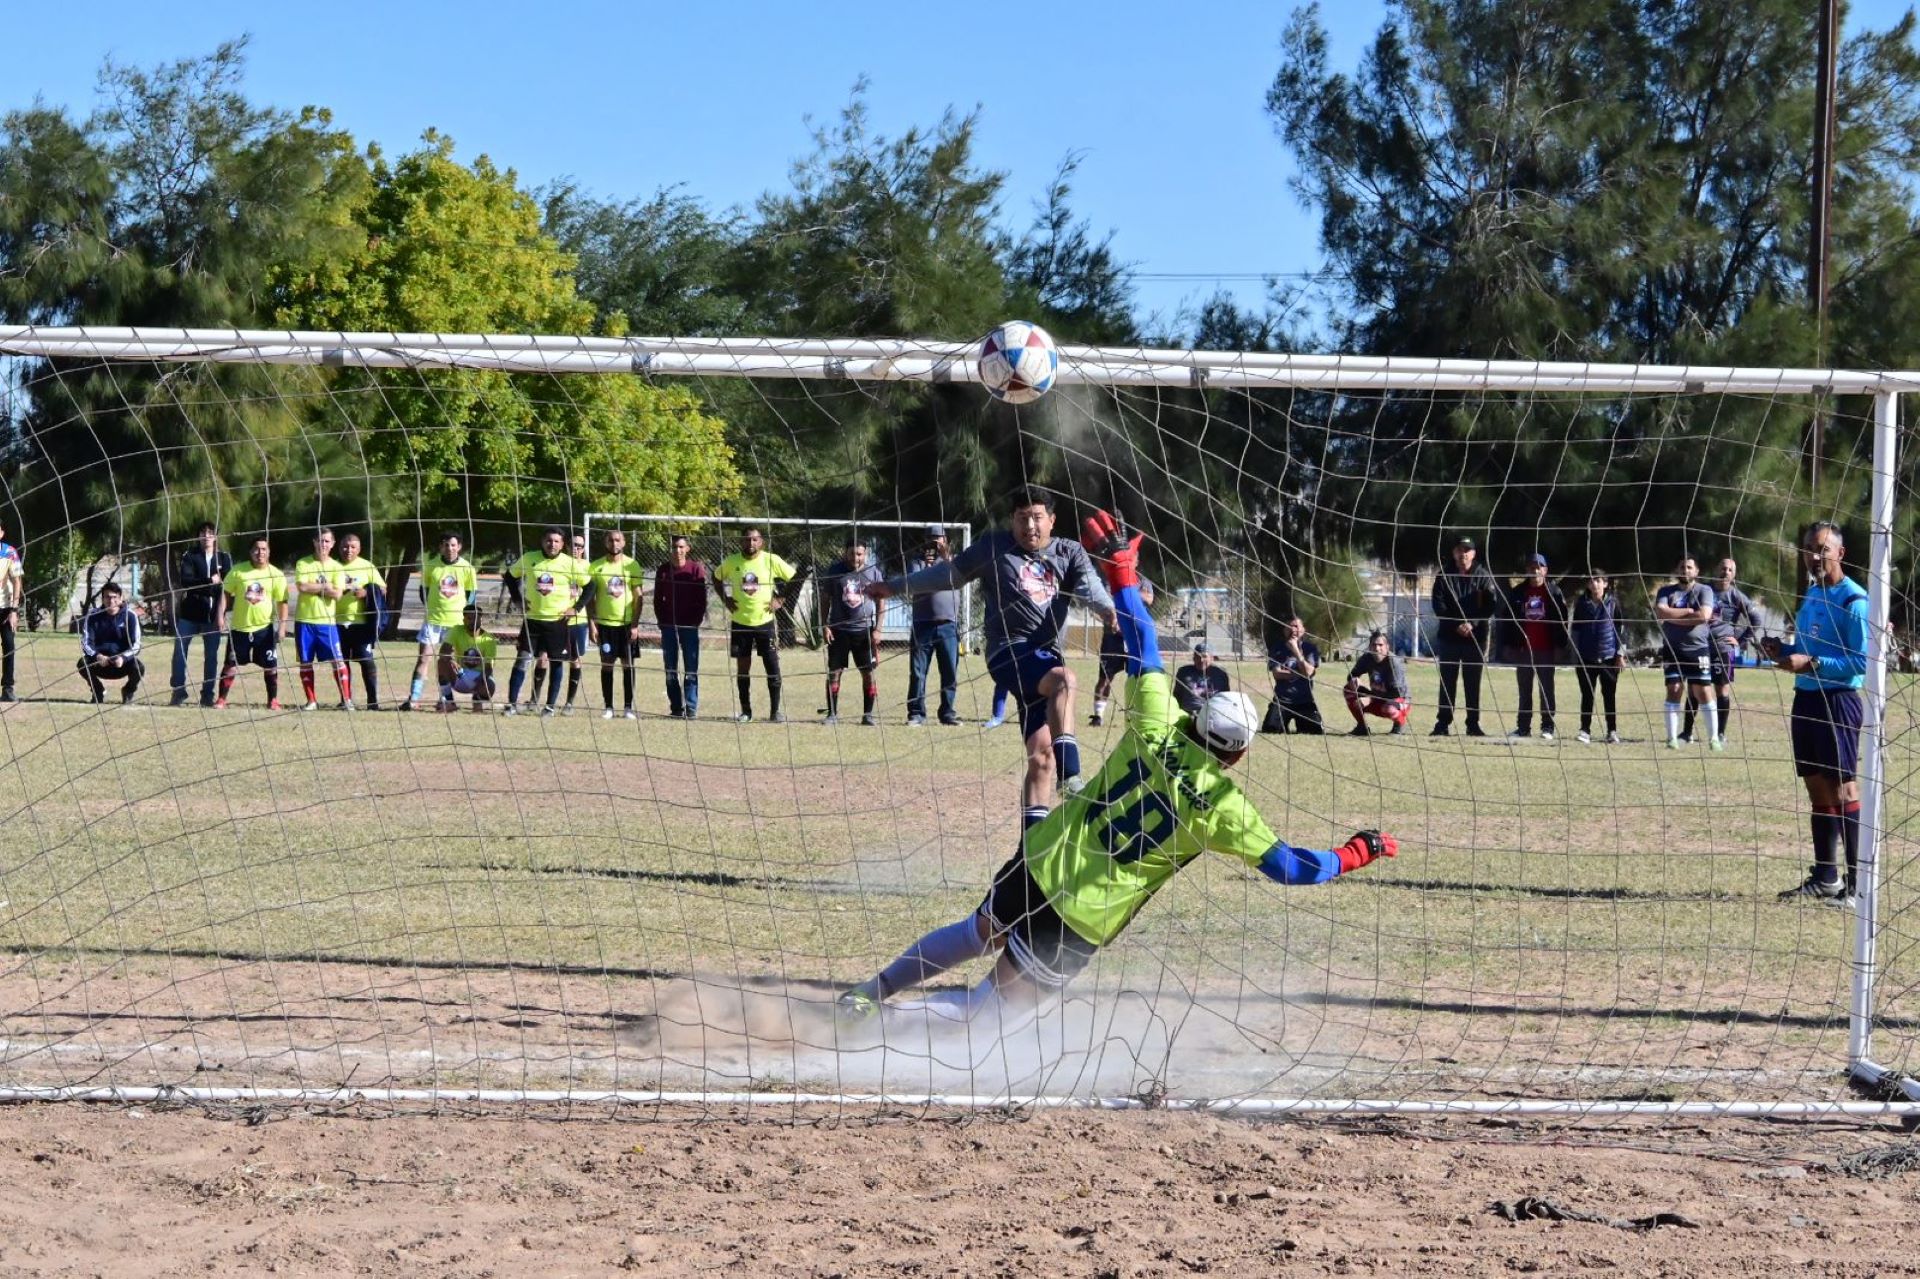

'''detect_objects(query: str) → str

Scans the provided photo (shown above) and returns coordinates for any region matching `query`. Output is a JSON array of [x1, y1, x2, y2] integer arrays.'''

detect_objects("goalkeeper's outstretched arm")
[[1082, 511, 1160, 677]]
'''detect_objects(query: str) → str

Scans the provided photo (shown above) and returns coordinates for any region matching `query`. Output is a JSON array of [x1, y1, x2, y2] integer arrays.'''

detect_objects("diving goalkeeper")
[[840, 511, 1398, 1024]]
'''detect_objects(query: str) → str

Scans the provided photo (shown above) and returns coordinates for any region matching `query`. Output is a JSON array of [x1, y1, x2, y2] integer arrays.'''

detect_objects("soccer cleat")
[[1348, 724, 1369, 737], [539, 705, 556, 718], [1666, 737, 1682, 750], [602, 709, 616, 720], [822, 714, 839, 725], [119, 690, 137, 705], [735, 713, 753, 723], [860, 713, 877, 727], [1088, 712, 1103, 727], [502, 704, 519, 717], [212, 698, 228, 709], [169, 691, 189, 708], [1778, 876, 1850, 905], [1676, 732, 1694, 745], [1389, 722, 1406, 735], [337, 701, 355, 712], [1059, 775, 1087, 798], [1605, 731, 1622, 745], [1576, 731, 1591, 744], [561, 704, 575, 717], [1464, 724, 1487, 738], [302, 701, 320, 712], [1540, 731, 1555, 743], [770, 711, 787, 723], [623, 709, 638, 720], [397, 700, 415, 713], [473, 702, 491, 714], [436, 699, 456, 714], [267, 699, 284, 711], [1710, 736, 1726, 752], [939, 716, 961, 727], [0, 689, 16, 703], [1429, 724, 1450, 737], [983, 715, 1004, 730], [88, 692, 105, 705], [907, 715, 926, 726], [1508, 729, 1530, 740]]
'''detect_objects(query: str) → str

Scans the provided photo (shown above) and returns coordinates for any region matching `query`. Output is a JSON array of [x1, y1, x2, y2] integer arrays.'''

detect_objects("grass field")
[[2, 631, 1915, 1103]]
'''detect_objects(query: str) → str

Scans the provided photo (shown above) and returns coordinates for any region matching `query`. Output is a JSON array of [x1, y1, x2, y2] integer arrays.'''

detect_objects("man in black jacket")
[[78, 582, 144, 704], [1429, 536, 1498, 737], [171, 523, 232, 707]]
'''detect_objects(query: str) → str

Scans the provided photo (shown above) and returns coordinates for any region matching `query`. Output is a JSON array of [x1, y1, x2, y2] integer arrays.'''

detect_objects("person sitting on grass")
[[838, 510, 1397, 1030], [1343, 630, 1410, 736]]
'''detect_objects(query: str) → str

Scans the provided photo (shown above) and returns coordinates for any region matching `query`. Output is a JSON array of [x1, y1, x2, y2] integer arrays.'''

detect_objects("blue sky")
[[7, 1, 1915, 333]]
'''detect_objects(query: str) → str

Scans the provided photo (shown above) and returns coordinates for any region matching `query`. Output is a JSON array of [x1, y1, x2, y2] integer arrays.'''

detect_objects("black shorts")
[[979, 849, 1098, 990], [339, 622, 378, 661], [1097, 631, 1127, 679], [1662, 643, 1712, 685], [730, 621, 777, 660], [520, 618, 572, 662], [827, 629, 875, 672], [595, 628, 638, 661], [1791, 687, 1864, 782], [227, 626, 279, 669], [1710, 641, 1737, 686]]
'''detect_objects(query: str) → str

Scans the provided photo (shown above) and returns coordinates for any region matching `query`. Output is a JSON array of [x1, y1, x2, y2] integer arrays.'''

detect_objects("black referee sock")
[[601, 666, 615, 709], [360, 659, 379, 707], [737, 675, 753, 718], [826, 675, 841, 717], [1811, 806, 1843, 886], [862, 675, 877, 716], [621, 666, 634, 711], [567, 665, 581, 705], [768, 676, 782, 718], [1717, 695, 1732, 738], [1681, 705, 1696, 739]]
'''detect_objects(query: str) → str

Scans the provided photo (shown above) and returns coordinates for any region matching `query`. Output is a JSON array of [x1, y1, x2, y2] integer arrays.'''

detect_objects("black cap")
[[1451, 536, 1477, 551]]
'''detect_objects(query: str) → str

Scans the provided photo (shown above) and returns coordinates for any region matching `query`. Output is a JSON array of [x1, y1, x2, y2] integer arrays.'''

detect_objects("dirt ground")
[[0, 1104, 1917, 1277]]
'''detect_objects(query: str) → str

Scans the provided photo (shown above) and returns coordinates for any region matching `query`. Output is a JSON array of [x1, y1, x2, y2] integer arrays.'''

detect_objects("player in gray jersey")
[[1685, 555, 1761, 743], [1653, 555, 1720, 749], [870, 488, 1116, 827], [818, 536, 885, 725]]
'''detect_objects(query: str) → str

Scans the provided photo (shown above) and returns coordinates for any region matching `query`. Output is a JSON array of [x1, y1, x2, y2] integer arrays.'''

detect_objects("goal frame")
[[0, 324, 1912, 1117]]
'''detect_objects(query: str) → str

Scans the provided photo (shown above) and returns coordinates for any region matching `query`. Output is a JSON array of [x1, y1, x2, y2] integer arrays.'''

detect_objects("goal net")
[[0, 325, 1914, 1118]]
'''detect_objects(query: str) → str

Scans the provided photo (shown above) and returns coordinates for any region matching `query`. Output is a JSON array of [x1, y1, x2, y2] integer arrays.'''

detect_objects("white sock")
[[1665, 702, 1682, 741], [1702, 699, 1720, 742], [1093, 699, 1109, 719]]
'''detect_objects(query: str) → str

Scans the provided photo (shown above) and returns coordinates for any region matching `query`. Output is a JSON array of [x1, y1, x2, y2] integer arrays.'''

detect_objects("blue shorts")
[[570, 622, 590, 661], [1791, 687, 1863, 782], [296, 622, 342, 664], [1662, 644, 1712, 685], [986, 643, 1063, 739]]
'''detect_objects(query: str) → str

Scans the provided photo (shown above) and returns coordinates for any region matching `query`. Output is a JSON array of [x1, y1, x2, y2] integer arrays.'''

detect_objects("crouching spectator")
[[1264, 616, 1324, 734], [1173, 643, 1230, 713], [1344, 630, 1409, 736], [78, 582, 144, 705]]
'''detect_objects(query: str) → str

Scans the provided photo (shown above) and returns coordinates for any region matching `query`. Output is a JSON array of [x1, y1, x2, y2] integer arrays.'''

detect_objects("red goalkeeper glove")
[[1335, 830, 1398, 874], [1080, 509, 1144, 591]]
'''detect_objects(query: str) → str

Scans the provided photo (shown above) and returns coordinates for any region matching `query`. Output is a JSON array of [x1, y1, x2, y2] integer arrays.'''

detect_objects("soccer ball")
[[978, 321, 1058, 405]]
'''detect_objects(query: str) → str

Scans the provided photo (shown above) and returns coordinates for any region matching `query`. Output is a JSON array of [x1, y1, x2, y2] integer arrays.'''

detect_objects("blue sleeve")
[[1819, 591, 1871, 683], [1258, 841, 1342, 885], [1113, 582, 1162, 676]]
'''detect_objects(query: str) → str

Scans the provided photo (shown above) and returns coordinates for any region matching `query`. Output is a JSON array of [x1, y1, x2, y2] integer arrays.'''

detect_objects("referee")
[[1765, 521, 1870, 907]]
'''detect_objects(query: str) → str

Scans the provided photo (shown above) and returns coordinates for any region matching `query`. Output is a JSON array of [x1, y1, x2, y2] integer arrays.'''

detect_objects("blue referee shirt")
[[1781, 576, 1869, 691]]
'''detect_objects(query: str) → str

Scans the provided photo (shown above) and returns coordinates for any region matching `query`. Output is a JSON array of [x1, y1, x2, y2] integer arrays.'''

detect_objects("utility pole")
[[1809, 0, 1840, 490]]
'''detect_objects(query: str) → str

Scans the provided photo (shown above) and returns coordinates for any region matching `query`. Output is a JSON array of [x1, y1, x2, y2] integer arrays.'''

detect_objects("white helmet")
[[1193, 690, 1259, 755]]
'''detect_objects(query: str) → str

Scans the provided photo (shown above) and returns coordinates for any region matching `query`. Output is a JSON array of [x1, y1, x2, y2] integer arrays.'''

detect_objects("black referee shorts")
[[520, 618, 571, 661]]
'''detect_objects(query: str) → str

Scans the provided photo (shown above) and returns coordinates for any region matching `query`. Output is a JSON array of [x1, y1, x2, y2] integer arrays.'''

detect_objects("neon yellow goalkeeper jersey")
[[587, 556, 643, 625], [1024, 670, 1281, 947], [510, 551, 582, 622], [420, 556, 478, 628], [292, 555, 345, 625]]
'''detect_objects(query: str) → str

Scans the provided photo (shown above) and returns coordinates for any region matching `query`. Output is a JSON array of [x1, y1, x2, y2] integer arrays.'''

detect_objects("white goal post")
[[0, 323, 1914, 1118]]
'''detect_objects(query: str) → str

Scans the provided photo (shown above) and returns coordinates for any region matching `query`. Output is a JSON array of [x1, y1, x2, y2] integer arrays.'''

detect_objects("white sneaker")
[[302, 701, 319, 712], [1710, 736, 1726, 752], [1540, 731, 1555, 743], [602, 709, 615, 720], [1605, 731, 1622, 744], [1575, 731, 1591, 744], [503, 704, 519, 717], [623, 709, 638, 720], [540, 705, 555, 718], [1666, 736, 1682, 750]]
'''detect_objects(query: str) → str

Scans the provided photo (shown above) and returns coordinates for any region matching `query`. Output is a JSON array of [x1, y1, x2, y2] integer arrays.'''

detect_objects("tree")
[[276, 131, 741, 556], [1263, 0, 1920, 586]]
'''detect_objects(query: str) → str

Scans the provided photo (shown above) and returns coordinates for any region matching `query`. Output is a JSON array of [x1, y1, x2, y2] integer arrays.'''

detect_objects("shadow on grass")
[[425, 860, 918, 897], [1375, 876, 1746, 903]]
